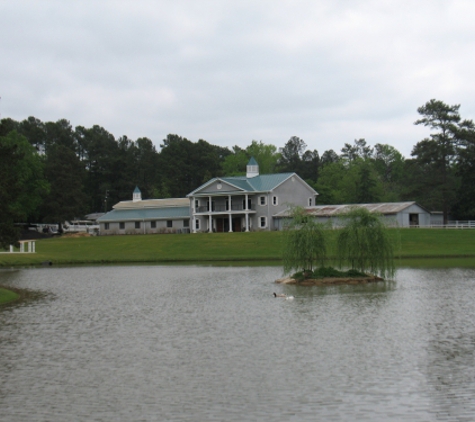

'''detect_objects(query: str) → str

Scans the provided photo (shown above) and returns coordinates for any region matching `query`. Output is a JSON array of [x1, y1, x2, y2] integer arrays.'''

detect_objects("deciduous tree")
[[337, 207, 396, 278], [283, 207, 327, 274]]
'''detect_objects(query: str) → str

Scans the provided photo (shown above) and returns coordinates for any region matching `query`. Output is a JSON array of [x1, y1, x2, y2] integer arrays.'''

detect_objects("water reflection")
[[1, 265, 475, 421]]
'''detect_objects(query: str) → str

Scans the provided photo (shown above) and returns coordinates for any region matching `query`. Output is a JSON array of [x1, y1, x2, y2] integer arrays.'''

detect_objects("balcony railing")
[[196, 204, 255, 213]]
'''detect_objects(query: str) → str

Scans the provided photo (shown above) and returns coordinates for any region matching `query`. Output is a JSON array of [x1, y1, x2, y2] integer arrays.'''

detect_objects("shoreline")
[[3, 254, 475, 269], [275, 275, 385, 286]]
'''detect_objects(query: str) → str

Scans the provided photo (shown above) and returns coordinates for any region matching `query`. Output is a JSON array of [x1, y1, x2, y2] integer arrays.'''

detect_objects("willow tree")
[[337, 207, 396, 278], [283, 207, 327, 274]]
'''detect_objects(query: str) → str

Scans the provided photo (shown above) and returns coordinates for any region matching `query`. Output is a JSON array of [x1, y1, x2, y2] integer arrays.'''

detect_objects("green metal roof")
[[97, 206, 190, 222], [188, 172, 296, 195]]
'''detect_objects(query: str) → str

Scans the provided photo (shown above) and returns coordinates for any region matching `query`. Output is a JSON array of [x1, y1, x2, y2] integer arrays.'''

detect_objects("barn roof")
[[274, 201, 429, 218]]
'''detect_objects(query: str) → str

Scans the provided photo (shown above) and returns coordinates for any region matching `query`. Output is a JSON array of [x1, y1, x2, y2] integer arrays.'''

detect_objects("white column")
[[33, 241, 36, 253], [9, 245, 13, 253], [20, 242, 24, 253], [245, 194, 249, 232], [191, 196, 196, 233], [228, 195, 233, 232], [208, 195, 212, 232]]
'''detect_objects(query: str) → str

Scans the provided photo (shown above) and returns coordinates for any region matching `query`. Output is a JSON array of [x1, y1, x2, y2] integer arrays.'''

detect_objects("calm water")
[[1, 265, 475, 421]]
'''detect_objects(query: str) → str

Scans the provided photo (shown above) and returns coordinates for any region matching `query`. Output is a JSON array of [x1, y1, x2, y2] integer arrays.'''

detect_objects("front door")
[[216, 218, 230, 233], [232, 217, 242, 232], [216, 218, 241, 232]]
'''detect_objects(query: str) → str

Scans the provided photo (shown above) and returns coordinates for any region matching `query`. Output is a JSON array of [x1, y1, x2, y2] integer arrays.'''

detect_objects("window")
[[260, 216, 267, 228], [195, 199, 199, 209], [104, 223, 109, 230], [119, 222, 125, 230], [272, 196, 278, 206], [135, 221, 141, 229], [308, 197, 313, 207], [184, 219, 189, 227], [167, 220, 173, 228], [195, 219, 200, 230], [259, 196, 267, 206], [151, 221, 156, 229]]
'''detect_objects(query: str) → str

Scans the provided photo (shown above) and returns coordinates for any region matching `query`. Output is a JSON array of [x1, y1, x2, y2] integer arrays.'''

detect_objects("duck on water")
[[273, 293, 294, 300]]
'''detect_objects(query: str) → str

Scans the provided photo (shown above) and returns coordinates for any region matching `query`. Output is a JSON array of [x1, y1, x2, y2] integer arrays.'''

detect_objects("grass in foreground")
[[0, 229, 475, 267], [0, 287, 20, 304]]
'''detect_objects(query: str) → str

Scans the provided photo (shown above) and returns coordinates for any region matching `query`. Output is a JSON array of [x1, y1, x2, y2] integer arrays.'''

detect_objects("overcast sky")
[[2, 0, 475, 157]]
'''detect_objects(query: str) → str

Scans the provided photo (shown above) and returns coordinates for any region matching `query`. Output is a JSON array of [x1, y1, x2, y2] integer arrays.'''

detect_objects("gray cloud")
[[2, 0, 475, 157]]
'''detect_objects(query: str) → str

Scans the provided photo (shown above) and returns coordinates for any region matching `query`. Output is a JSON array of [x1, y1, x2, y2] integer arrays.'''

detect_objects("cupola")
[[246, 156, 259, 178], [133, 186, 142, 202]]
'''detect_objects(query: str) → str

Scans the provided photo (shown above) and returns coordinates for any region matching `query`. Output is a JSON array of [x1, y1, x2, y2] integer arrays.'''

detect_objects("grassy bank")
[[0, 287, 20, 304], [1, 229, 475, 267]]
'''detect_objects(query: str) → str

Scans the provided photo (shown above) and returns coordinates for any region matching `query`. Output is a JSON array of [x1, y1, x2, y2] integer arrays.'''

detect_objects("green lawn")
[[0, 287, 20, 304], [1, 229, 475, 267]]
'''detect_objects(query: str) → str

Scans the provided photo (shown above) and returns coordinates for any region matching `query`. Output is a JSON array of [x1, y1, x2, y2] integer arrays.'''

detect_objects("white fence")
[[410, 221, 475, 229]]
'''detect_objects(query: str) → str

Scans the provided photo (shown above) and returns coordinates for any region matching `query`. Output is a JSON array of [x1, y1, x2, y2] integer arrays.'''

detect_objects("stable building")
[[97, 187, 190, 235], [273, 201, 432, 229], [97, 158, 318, 234]]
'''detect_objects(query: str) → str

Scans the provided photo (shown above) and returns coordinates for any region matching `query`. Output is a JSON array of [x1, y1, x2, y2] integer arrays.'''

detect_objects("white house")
[[187, 157, 318, 232]]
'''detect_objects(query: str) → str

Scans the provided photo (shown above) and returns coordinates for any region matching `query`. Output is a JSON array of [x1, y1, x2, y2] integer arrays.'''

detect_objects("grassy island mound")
[[276, 267, 384, 286]]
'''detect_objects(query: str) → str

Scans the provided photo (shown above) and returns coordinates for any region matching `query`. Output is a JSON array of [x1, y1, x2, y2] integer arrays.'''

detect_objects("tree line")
[[1, 98, 475, 247]]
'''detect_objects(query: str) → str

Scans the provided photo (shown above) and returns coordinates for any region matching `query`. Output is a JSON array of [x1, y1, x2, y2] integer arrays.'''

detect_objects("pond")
[[1, 265, 475, 421]]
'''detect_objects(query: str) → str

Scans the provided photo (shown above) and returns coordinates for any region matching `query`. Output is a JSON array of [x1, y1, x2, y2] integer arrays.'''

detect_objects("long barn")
[[273, 202, 431, 229]]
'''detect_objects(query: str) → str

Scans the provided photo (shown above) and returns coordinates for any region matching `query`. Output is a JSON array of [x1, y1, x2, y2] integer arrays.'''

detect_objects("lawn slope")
[[1, 229, 474, 267]]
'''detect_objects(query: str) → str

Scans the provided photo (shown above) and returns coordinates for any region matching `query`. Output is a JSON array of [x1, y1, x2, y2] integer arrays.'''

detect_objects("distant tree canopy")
[[409, 99, 475, 223], [1, 97, 475, 242], [222, 140, 280, 176], [0, 131, 48, 247]]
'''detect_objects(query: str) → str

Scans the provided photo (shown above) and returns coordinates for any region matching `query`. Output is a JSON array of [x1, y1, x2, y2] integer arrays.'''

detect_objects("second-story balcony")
[[196, 204, 256, 213]]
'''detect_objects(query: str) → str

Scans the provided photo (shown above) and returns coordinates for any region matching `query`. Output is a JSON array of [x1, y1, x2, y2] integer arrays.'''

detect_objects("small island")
[[276, 267, 383, 285], [279, 207, 396, 287]]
